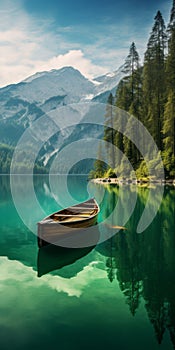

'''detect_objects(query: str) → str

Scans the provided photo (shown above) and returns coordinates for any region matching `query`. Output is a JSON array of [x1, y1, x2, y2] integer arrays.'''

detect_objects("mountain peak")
[[3, 66, 95, 104], [0, 64, 125, 108], [24, 66, 83, 84]]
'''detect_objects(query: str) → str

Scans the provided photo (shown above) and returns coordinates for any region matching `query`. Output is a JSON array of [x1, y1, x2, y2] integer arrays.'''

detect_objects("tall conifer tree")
[[142, 11, 166, 150], [104, 93, 115, 169], [122, 42, 140, 102], [117, 42, 141, 165], [162, 1, 175, 176]]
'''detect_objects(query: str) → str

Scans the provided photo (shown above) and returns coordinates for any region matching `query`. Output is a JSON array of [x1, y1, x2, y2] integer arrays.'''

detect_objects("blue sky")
[[0, 0, 173, 87], [24, 0, 170, 26]]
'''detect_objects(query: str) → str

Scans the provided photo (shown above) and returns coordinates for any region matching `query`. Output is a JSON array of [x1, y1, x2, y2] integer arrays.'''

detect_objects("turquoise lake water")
[[0, 175, 175, 350]]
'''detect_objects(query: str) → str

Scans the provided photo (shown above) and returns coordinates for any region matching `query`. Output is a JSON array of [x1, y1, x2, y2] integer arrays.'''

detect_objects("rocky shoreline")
[[91, 177, 175, 186]]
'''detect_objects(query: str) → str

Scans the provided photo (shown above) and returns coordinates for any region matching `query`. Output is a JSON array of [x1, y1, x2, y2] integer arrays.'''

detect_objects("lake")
[[0, 175, 175, 350]]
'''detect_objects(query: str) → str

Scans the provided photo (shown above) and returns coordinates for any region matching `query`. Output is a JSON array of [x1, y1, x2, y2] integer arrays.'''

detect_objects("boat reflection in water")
[[37, 244, 94, 277]]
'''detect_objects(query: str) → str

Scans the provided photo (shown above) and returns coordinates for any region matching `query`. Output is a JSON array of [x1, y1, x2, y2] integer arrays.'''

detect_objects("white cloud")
[[0, 0, 107, 87], [31, 50, 107, 79], [0, 0, 158, 87], [0, 256, 106, 298]]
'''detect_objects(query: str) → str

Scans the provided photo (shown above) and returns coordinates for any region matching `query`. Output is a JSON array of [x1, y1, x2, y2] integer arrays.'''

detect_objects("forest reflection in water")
[[0, 175, 175, 349], [96, 183, 175, 347]]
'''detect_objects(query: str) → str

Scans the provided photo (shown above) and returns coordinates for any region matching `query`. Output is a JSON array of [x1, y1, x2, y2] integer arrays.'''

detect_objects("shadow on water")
[[37, 244, 94, 278]]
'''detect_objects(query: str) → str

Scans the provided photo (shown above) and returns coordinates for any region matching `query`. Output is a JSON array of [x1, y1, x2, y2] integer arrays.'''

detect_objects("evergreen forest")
[[91, 1, 175, 180]]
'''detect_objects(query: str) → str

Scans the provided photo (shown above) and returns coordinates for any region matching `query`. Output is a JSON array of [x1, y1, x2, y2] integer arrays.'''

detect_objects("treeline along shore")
[[90, 1, 175, 182]]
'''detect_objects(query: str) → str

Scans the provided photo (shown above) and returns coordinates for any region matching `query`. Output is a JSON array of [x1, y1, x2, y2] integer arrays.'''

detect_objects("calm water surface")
[[0, 175, 175, 350]]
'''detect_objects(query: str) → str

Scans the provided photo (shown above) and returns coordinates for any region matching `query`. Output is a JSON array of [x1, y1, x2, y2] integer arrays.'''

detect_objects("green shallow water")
[[0, 175, 175, 350]]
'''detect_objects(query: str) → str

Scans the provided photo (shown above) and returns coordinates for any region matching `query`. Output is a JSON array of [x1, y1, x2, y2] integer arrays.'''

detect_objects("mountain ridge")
[[0, 65, 125, 173]]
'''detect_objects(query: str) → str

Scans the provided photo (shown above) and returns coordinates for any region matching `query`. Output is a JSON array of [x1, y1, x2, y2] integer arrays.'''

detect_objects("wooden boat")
[[37, 198, 100, 248]]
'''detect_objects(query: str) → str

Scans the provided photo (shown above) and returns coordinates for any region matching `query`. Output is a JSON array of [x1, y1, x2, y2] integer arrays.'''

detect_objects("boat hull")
[[37, 198, 99, 248]]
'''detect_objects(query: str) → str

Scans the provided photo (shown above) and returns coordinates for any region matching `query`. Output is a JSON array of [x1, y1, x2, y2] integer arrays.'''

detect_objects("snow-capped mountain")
[[93, 65, 124, 95], [0, 67, 94, 107], [0, 64, 124, 130], [0, 65, 124, 106], [0, 65, 125, 172]]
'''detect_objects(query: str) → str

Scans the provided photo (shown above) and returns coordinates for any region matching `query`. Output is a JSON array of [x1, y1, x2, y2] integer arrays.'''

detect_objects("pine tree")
[[116, 42, 141, 166], [122, 42, 140, 101], [142, 11, 167, 151], [104, 93, 115, 169], [167, 0, 175, 36], [116, 79, 131, 111], [162, 1, 175, 177], [114, 85, 127, 165], [166, 1, 175, 92], [91, 141, 107, 178], [162, 91, 175, 176]]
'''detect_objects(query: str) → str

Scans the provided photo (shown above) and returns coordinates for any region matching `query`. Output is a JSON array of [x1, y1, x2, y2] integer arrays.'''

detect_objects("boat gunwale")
[[38, 198, 100, 225]]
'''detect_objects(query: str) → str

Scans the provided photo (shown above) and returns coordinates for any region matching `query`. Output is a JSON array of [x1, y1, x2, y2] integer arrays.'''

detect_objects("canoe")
[[37, 198, 100, 248]]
